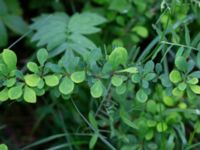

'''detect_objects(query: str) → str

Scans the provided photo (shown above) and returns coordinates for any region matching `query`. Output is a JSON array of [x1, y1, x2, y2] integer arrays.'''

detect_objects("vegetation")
[[0, 0, 200, 149]]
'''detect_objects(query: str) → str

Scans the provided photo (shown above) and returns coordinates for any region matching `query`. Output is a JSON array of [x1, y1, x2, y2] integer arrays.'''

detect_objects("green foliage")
[[59, 76, 74, 95], [108, 47, 128, 69], [90, 80, 103, 98], [23, 85, 36, 103], [2, 49, 17, 72], [70, 71, 86, 83], [0, 0, 27, 47], [0, 144, 8, 150]]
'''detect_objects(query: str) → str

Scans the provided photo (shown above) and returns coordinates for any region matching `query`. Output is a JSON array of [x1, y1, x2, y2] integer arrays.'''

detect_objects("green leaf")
[[185, 25, 190, 46], [132, 25, 148, 38], [136, 89, 148, 103], [69, 33, 96, 50], [115, 83, 126, 95], [144, 60, 154, 73], [160, 74, 172, 87], [169, 70, 182, 83], [0, 88, 8, 101], [146, 100, 157, 114], [194, 122, 200, 133], [0, 144, 8, 150], [2, 49, 17, 71], [178, 82, 187, 91], [178, 102, 187, 109], [37, 48, 48, 66], [44, 75, 59, 87], [89, 133, 98, 149], [187, 77, 198, 85], [27, 62, 39, 73], [109, 0, 130, 13], [156, 122, 168, 132], [144, 73, 156, 81], [172, 87, 184, 97], [70, 71, 86, 83], [8, 85, 23, 100], [68, 12, 106, 34], [0, 0, 7, 15], [24, 74, 41, 87], [111, 75, 123, 87], [196, 52, 200, 67], [59, 50, 80, 73], [30, 13, 69, 51], [147, 120, 157, 127], [108, 47, 128, 69], [145, 130, 154, 140], [90, 80, 103, 98], [120, 107, 138, 129], [163, 96, 175, 107], [2, 14, 28, 34], [23, 86, 36, 103], [175, 56, 187, 72], [0, 64, 8, 75], [89, 111, 98, 129], [189, 71, 200, 78], [190, 85, 200, 94], [155, 63, 162, 73], [4, 78, 16, 87], [59, 76, 74, 95], [0, 20, 8, 47], [142, 80, 149, 88], [116, 67, 138, 73], [4, 0, 22, 15], [131, 74, 140, 83]]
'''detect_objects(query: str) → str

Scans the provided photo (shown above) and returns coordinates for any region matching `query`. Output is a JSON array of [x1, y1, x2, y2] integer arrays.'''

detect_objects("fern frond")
[[30, 12, 106, 58]]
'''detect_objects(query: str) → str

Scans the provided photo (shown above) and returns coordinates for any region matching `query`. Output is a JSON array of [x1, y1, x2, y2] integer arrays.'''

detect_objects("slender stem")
[[71, 99, 117, 150], [160, 41, 199, 51], [95, 81, 112, 117]]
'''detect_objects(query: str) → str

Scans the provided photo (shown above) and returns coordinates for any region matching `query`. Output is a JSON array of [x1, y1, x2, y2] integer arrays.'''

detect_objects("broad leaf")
[[23, 86, 36, 103], [132, 25, 148, 38], [190, 85, 200, 94], [37, 48, 48, 66], [111, 75, 123, 87], [59, 76, 74, 95], [0, 88, 8, 101], [169, 70, 182, 83], [8, 85, 23, 100], [27, 62, 39, 73], [90, 80, 103, 98], [24, 74, 41, 87], [2, 49, 17, 71], [0, 144, 8, 150], [44, 75, 59, 87], [70, 71, 86, 83], [156, 122, 168, 132], [175, 56, 187, 72], [136, 89, 148, 103], [2, 14, 28, 34], [108, 47, 128, 69]]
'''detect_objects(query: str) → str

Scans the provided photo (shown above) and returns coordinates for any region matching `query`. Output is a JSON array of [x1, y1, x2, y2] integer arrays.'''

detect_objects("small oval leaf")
[[59, 76, 74, 95], [90, 80, 103, 98]]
